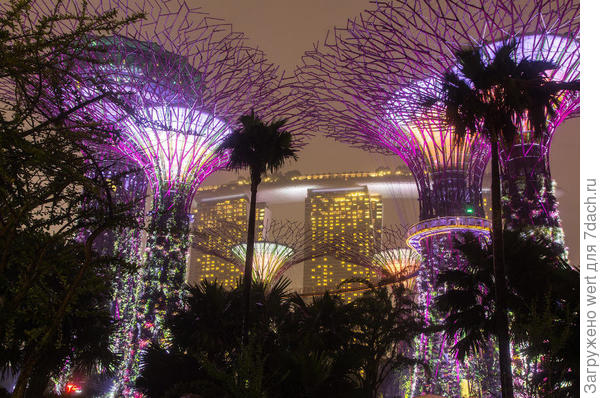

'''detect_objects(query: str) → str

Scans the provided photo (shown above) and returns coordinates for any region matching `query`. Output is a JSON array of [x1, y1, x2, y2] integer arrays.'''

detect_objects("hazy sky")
[[197, 0, 580, 264]]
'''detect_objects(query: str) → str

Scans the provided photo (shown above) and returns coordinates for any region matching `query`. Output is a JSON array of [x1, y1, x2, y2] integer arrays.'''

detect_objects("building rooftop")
[[193, 167, 424, 205]]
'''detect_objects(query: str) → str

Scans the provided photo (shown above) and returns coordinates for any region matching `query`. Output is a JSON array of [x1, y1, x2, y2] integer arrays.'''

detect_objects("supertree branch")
[[194, 219, 332, 285], [61, 0, 313, 212], [368, 0, 579, 238], [330, 225, 421, 283], [295, 10, 491, 220]]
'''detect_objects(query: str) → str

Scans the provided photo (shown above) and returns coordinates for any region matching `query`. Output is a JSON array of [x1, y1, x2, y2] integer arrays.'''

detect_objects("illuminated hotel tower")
[[188, 194, 270, 288], [304, 186, 382, 302]]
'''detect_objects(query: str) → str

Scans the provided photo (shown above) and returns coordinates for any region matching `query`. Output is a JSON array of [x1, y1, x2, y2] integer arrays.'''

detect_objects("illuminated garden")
[[0, 0, 580, 397]]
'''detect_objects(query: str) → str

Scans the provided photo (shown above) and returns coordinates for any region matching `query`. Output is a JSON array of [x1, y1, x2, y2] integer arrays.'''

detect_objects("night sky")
[[197, 0, 580, 265]]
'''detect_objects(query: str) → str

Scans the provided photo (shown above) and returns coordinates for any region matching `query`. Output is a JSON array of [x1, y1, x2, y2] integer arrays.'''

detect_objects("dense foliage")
[[434, 231, 579, 397], [0, 1, 140, 396], [136, 279, 425, 398]]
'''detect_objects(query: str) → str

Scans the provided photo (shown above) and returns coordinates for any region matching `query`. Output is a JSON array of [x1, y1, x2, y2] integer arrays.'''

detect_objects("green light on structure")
[[465, 205, 474, 215]]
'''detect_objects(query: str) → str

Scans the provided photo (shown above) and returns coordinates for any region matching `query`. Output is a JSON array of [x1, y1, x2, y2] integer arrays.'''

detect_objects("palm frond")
[[217, 110, 298, 180]]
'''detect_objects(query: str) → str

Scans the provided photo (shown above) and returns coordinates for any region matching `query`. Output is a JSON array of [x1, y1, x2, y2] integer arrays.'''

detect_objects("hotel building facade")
[[303, 186, 382, 302], [187, 194, 270, 289]]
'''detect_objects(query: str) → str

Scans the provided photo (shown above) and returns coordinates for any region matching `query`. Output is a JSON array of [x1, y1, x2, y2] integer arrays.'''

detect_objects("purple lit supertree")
[[385, 0, 579, 257], [381, 2, 579, 395], [297, 0, 578, 393], [50, 0, 312, 394], [295, 4, 496, 395], [194, 220, 330, 285]]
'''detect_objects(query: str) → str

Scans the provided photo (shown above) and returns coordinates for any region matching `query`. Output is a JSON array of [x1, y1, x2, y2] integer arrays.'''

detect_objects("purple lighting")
[[76, 31, 238, 211], [394, 0, 579, 256], [49, 0, 312, 395], [120, 106, 231, 205], [406, 216, 492, 253], [296, 0, 577, 395], [295, 2, 495, 394], [385, 79, 491, 220], [488, 34, 579, 243], [295, 0, 578, 395]]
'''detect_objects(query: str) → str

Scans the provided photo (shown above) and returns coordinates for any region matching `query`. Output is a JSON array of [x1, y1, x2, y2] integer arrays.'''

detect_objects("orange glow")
[[65, 383, 82, 394]]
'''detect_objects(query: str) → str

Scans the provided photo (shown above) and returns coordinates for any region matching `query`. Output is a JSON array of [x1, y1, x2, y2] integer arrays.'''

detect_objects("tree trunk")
[[490, 135, 514, 398], [241, 171, 260, 345]]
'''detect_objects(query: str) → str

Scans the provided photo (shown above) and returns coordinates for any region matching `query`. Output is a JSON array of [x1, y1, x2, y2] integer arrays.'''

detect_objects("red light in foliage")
[[65, 383, 82, 394]]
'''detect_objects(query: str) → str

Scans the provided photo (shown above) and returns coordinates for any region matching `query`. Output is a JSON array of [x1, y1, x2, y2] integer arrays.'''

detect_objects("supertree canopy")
[[70, 0, 310, 213], [372, 248, 420, 286], [331, 225, 421, 289], [231, 242, 295, 284], [195, 219, 330, 285], [381, 0, 579, 255]]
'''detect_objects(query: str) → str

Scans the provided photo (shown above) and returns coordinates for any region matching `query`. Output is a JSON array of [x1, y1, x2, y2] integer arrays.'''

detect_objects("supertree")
[[356, 2, 579, 395], [297, 0, 578, 393], [383, 0, 579, 256], [331, 225, 421, 289], [295, 4, 495, 396], [47, 0, 311, 394], [17, 0, 149, 393], [194, 220, 330, 285]]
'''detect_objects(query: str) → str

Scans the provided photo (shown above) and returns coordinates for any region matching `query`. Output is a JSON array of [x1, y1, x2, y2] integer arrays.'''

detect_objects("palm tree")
[[435, 230, 579, 397], [217, 111, 298, 343], [436, 42, 579, 398]]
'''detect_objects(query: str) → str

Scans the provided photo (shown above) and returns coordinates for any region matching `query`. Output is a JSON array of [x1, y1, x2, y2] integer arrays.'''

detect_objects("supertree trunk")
[[406, 170, 499, 397], [46, 0, 311, 393], [137, 189, 192, 349], [501, 144, 566, 257], [107, 170, 147, 397], [410, 231, 500, 398]]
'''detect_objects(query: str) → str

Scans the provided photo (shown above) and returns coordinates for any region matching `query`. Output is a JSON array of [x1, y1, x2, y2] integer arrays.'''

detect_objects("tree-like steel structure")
[[362, 2, 579, 396], [40, 0, 311, 394], [20, 1, 148, 394], [296, 0, 578, 395], [194, 220, 329, 285], [331, 225, 421, 289], [380, 0, 579, 255], [295, 5, 494, 396]]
